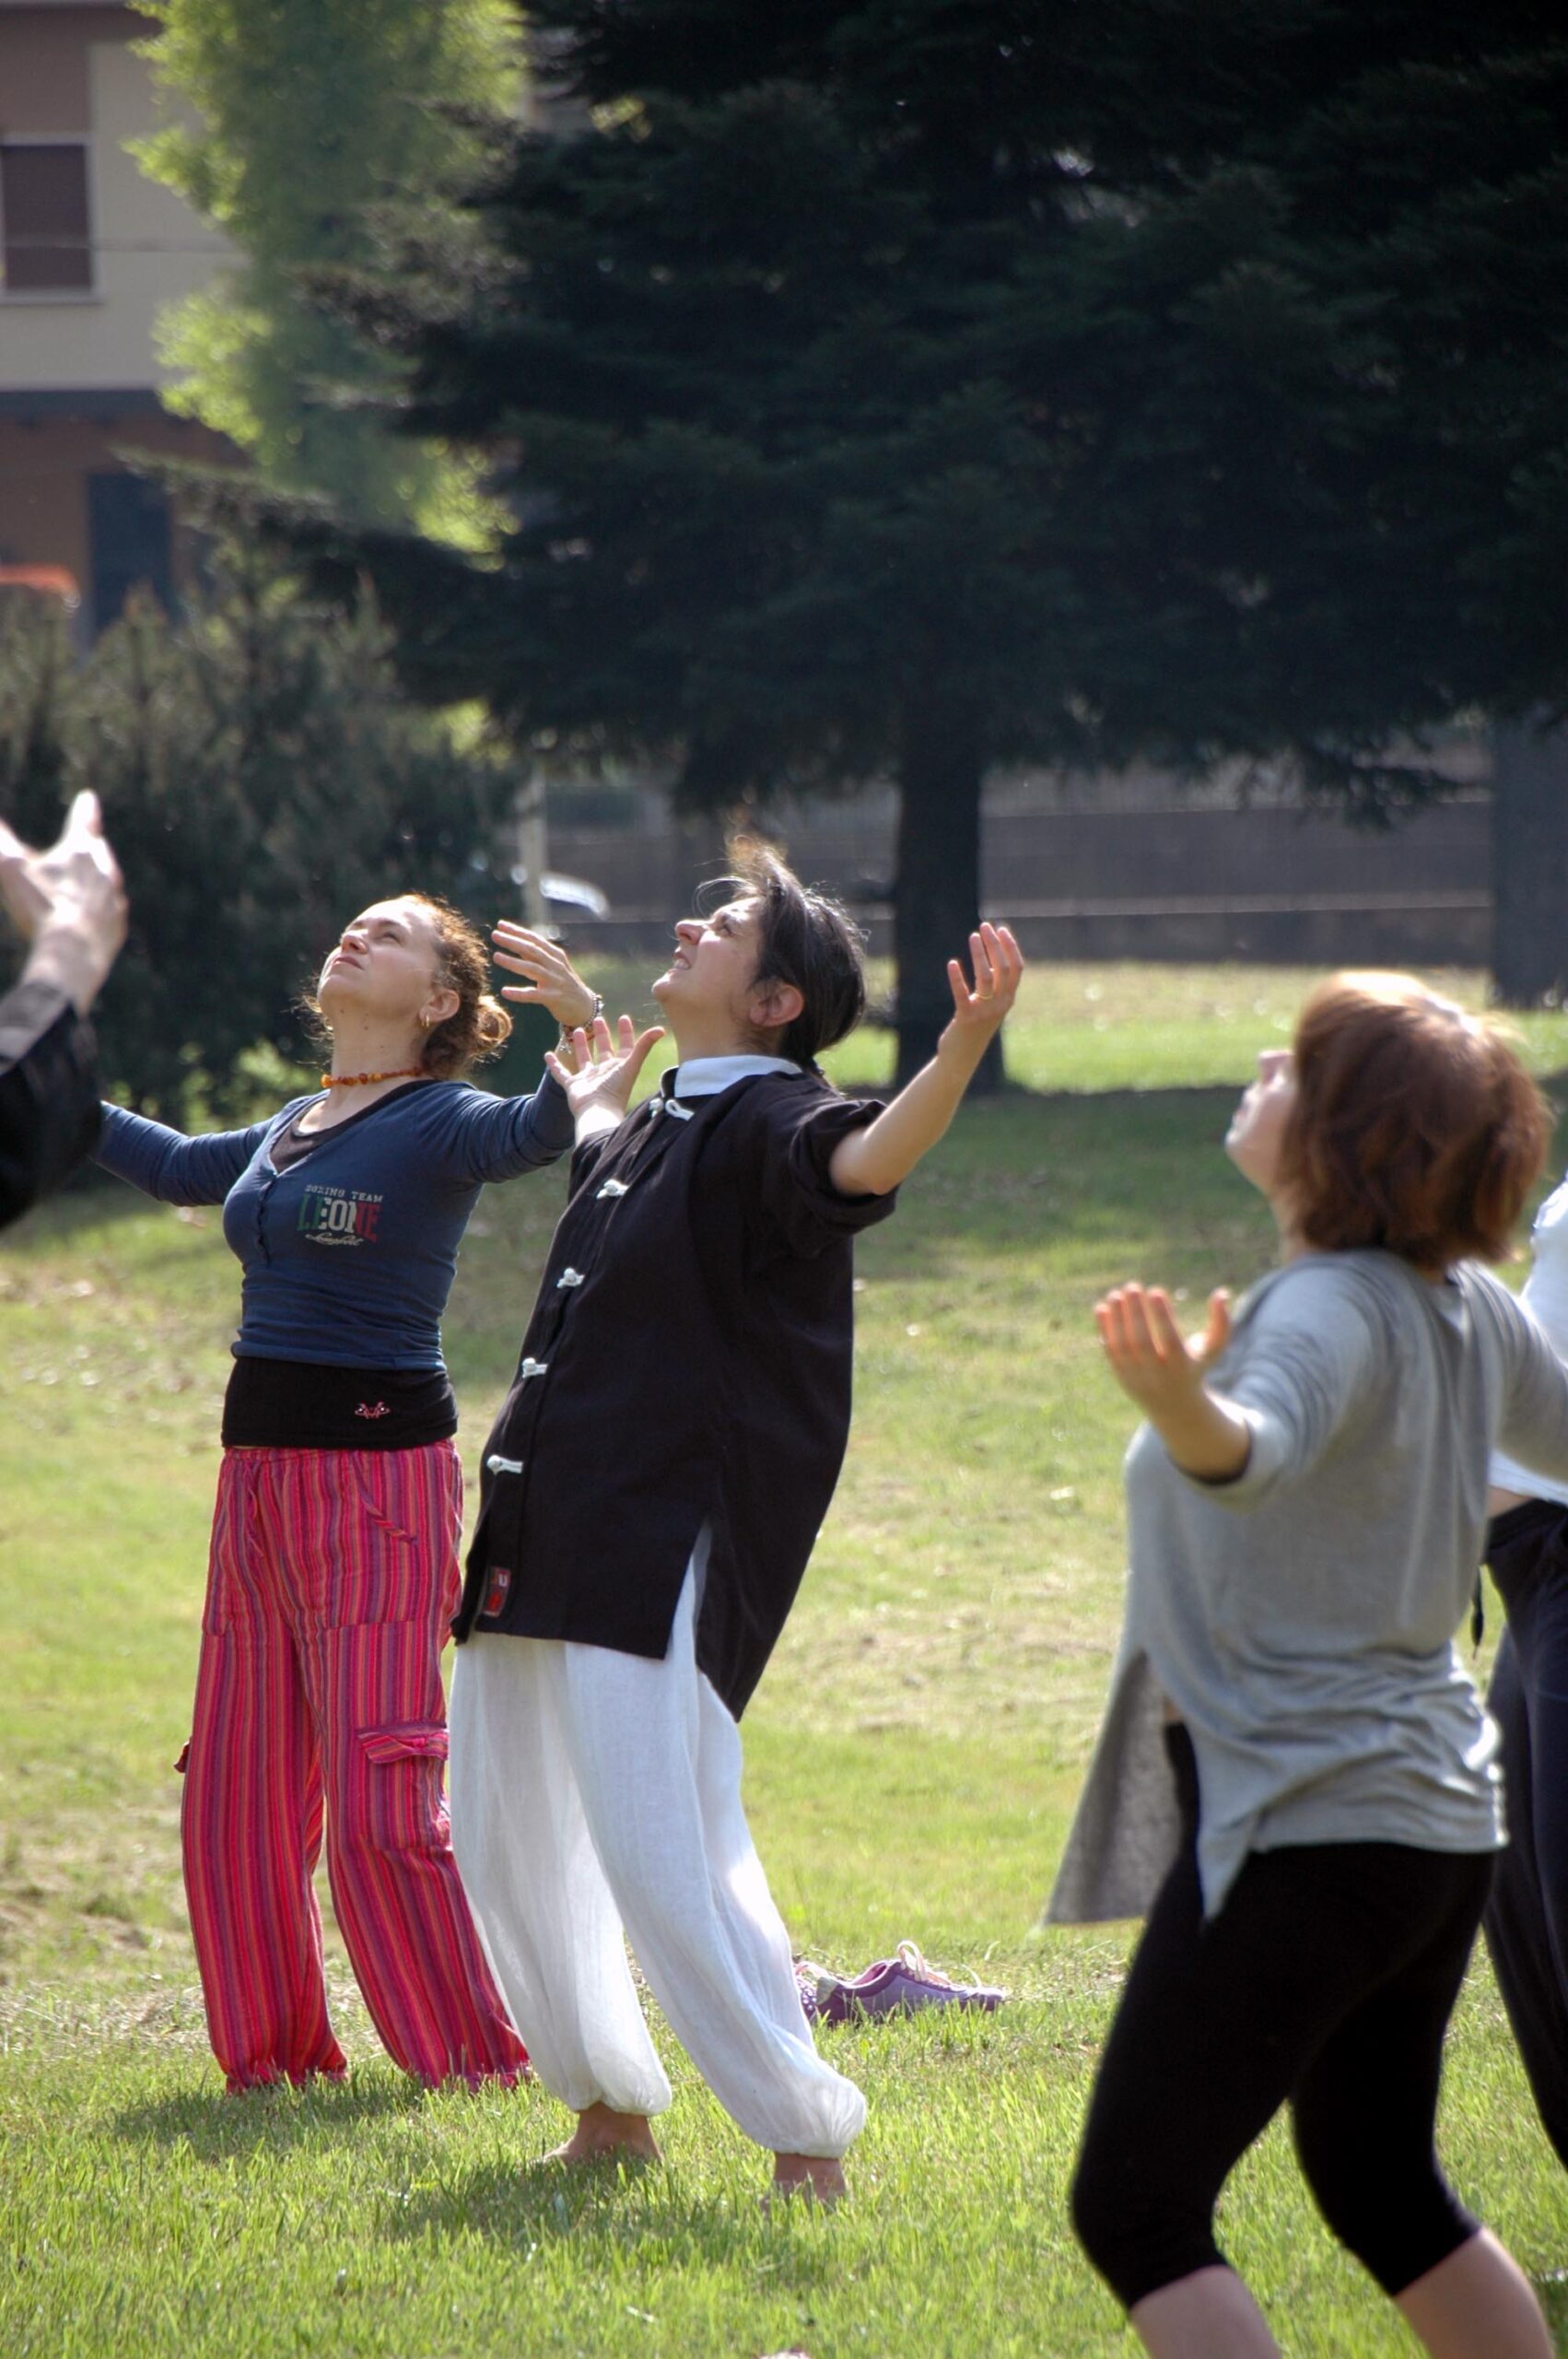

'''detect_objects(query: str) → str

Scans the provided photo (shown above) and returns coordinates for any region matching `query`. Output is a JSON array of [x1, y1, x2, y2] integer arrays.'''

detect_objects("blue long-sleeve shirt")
[[95, 1074, 574, 1369]]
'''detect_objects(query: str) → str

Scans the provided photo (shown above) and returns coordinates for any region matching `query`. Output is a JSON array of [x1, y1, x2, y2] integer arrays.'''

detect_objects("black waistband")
[[222, 1356, 456, 1450], [1485, 1496, 1568, 1561]]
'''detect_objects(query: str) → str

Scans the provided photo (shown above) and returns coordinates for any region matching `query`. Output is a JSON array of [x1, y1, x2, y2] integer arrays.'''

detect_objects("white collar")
[[668, 1053, 801, 1100]]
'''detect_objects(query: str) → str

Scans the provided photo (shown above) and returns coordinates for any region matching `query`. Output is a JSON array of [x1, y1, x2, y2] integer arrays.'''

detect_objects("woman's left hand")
[[938, 922, 1024, 1055], [547, 1014, 666, 1128], [491, 921, 599, 1029]]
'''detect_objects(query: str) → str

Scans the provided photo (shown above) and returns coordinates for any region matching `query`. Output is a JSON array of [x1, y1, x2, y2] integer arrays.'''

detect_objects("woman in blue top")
[[96, 893, 595, 2092]]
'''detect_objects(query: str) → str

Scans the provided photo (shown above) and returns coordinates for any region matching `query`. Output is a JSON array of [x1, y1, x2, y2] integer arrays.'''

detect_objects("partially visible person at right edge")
[[1050, 975, 1564, 2359], [0, 792, 126, 1226], [1482, 1166, 1568, 2172]]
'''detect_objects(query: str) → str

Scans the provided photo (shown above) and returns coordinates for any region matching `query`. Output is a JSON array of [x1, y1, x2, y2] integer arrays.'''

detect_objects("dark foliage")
[[202, 3, 1568, 1040], [0, 567, 515, 1117]]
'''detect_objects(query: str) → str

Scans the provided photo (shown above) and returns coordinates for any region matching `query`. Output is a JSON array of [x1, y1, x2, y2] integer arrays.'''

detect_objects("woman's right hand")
[[491, 921, 600, 1031], [546, 1013, 664, 1134], [1095, 1284, 1230, 1415], [1094, 1283, 1251, 1481]]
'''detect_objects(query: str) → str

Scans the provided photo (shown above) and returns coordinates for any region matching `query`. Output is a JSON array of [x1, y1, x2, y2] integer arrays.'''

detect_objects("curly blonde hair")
[[302, 895, 512, 1081], [406, 895, 512, 1079]]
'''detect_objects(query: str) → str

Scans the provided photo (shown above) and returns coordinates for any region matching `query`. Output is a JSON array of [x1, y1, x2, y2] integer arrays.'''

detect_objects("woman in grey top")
[[1056, 974, 1565, 2359]]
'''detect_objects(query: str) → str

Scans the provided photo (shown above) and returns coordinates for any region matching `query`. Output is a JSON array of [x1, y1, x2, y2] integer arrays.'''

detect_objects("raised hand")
[[0, 790, 124, 942], [941, 921, 1024, 1049], [1094, 1283, 1249, 1480], [491, 920, 600, 1031], [1095, 1284, 1231, 1412], [0, 791, 128, 1014], [825, 918, 1026, 1197], [545, 1012, 665, 1133]]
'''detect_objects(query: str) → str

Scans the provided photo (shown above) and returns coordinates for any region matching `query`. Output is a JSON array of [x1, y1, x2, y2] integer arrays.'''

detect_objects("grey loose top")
[[1048, 1250, 1568, 1925]]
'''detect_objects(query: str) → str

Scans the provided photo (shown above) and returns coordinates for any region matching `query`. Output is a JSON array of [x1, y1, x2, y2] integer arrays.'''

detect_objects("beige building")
[[0, 0, 232, 632]]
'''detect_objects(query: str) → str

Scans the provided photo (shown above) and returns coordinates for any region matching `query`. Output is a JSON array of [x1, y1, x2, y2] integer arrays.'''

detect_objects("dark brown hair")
[[721, 839, 867, 1069], [1279, 972, 1550, 1270], [407, 895, 512, 1079]]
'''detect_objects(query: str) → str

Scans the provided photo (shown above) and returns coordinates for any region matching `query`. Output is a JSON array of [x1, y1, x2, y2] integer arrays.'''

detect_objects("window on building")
[[1, 144, 92, 294], [88, 473, 173, 632]]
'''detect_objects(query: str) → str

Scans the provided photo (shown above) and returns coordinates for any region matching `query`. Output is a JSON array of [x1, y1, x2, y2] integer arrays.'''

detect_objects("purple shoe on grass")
[[796, 1942, 1007, 2025]]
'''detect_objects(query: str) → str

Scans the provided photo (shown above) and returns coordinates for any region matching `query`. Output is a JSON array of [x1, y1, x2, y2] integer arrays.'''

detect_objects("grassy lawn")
[[592, 953, 1568, 1095], [3, 962, 1567, 2357], [280, 955, 1568, 1112]]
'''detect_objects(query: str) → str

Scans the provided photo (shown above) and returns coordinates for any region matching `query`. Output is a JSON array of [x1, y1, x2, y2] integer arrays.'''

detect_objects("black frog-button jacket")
[[453, 1068, 896, 1719]]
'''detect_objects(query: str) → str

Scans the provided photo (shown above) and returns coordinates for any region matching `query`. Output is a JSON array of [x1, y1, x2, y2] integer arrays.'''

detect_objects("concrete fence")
[[545, 794, 1493, 968]]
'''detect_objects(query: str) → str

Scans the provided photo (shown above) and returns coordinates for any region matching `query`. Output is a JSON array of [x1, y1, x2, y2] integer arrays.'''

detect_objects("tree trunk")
[[678, 804, 742, 904], [892, 697, 1001, 1090], [1492, 720, 1568, 1004], [513, 770, 550, 933]]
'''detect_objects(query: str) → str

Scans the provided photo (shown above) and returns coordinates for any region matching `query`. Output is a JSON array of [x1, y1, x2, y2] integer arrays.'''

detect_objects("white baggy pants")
[[447, 1557, 866, 2159]]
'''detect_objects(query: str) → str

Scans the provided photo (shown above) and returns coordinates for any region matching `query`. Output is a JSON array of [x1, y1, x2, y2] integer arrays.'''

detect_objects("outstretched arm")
[[95, 1104, 274, 1205], [826, 922, 1023, 1198]]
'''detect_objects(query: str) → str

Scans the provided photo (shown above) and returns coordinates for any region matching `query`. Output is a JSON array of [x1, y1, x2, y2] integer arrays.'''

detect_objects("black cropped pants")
[[1071, 1727, 1490, 2309]]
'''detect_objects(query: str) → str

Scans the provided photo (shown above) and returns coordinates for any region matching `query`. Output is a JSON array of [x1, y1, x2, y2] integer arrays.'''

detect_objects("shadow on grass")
[[384, 2154, 837, 2276], [111, 2073, 427, 2161]]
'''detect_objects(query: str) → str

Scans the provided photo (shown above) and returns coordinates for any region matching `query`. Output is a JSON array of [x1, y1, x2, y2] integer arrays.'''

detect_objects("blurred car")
[[509, 867, 612, 924]]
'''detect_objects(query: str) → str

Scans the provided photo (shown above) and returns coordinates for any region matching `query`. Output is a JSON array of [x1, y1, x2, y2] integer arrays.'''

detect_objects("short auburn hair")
[[1279, 972, 1551, 1270]]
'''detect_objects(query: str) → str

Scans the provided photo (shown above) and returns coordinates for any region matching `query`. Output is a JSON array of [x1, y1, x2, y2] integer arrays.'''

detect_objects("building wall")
[[0, 2, 113, 127], [0, 4, 236, 625], [0, 10, 232, 386], [0, 405, 229, 603]]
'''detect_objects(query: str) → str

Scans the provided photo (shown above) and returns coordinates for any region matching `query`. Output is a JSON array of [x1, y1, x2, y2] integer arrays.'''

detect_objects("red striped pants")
[[182, 1441, 526, 2091]]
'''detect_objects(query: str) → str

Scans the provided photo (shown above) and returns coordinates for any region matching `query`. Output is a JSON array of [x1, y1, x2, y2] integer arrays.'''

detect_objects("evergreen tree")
[[223, 3, 1568, 1045]]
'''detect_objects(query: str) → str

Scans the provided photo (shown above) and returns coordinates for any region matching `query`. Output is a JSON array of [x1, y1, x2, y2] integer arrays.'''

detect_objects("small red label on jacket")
[[483, 1567, 511, 1617]]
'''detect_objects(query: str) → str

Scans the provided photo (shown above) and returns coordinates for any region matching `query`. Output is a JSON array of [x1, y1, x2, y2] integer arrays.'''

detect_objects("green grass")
[[261, 955, 1568, 1109], [4, 962, 1567, 2357], [577, 953, 1568, 1096]]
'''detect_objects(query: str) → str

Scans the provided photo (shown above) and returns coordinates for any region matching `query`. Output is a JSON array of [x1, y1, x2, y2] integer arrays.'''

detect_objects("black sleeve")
[[755, 1089, 900, 1258], [0, 979, 102, 1230]]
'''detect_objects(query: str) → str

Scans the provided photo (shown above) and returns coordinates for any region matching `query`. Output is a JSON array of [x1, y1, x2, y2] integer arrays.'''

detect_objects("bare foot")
[[544, 2102, 661, 2166], [765, 2153, 848, 2209]]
